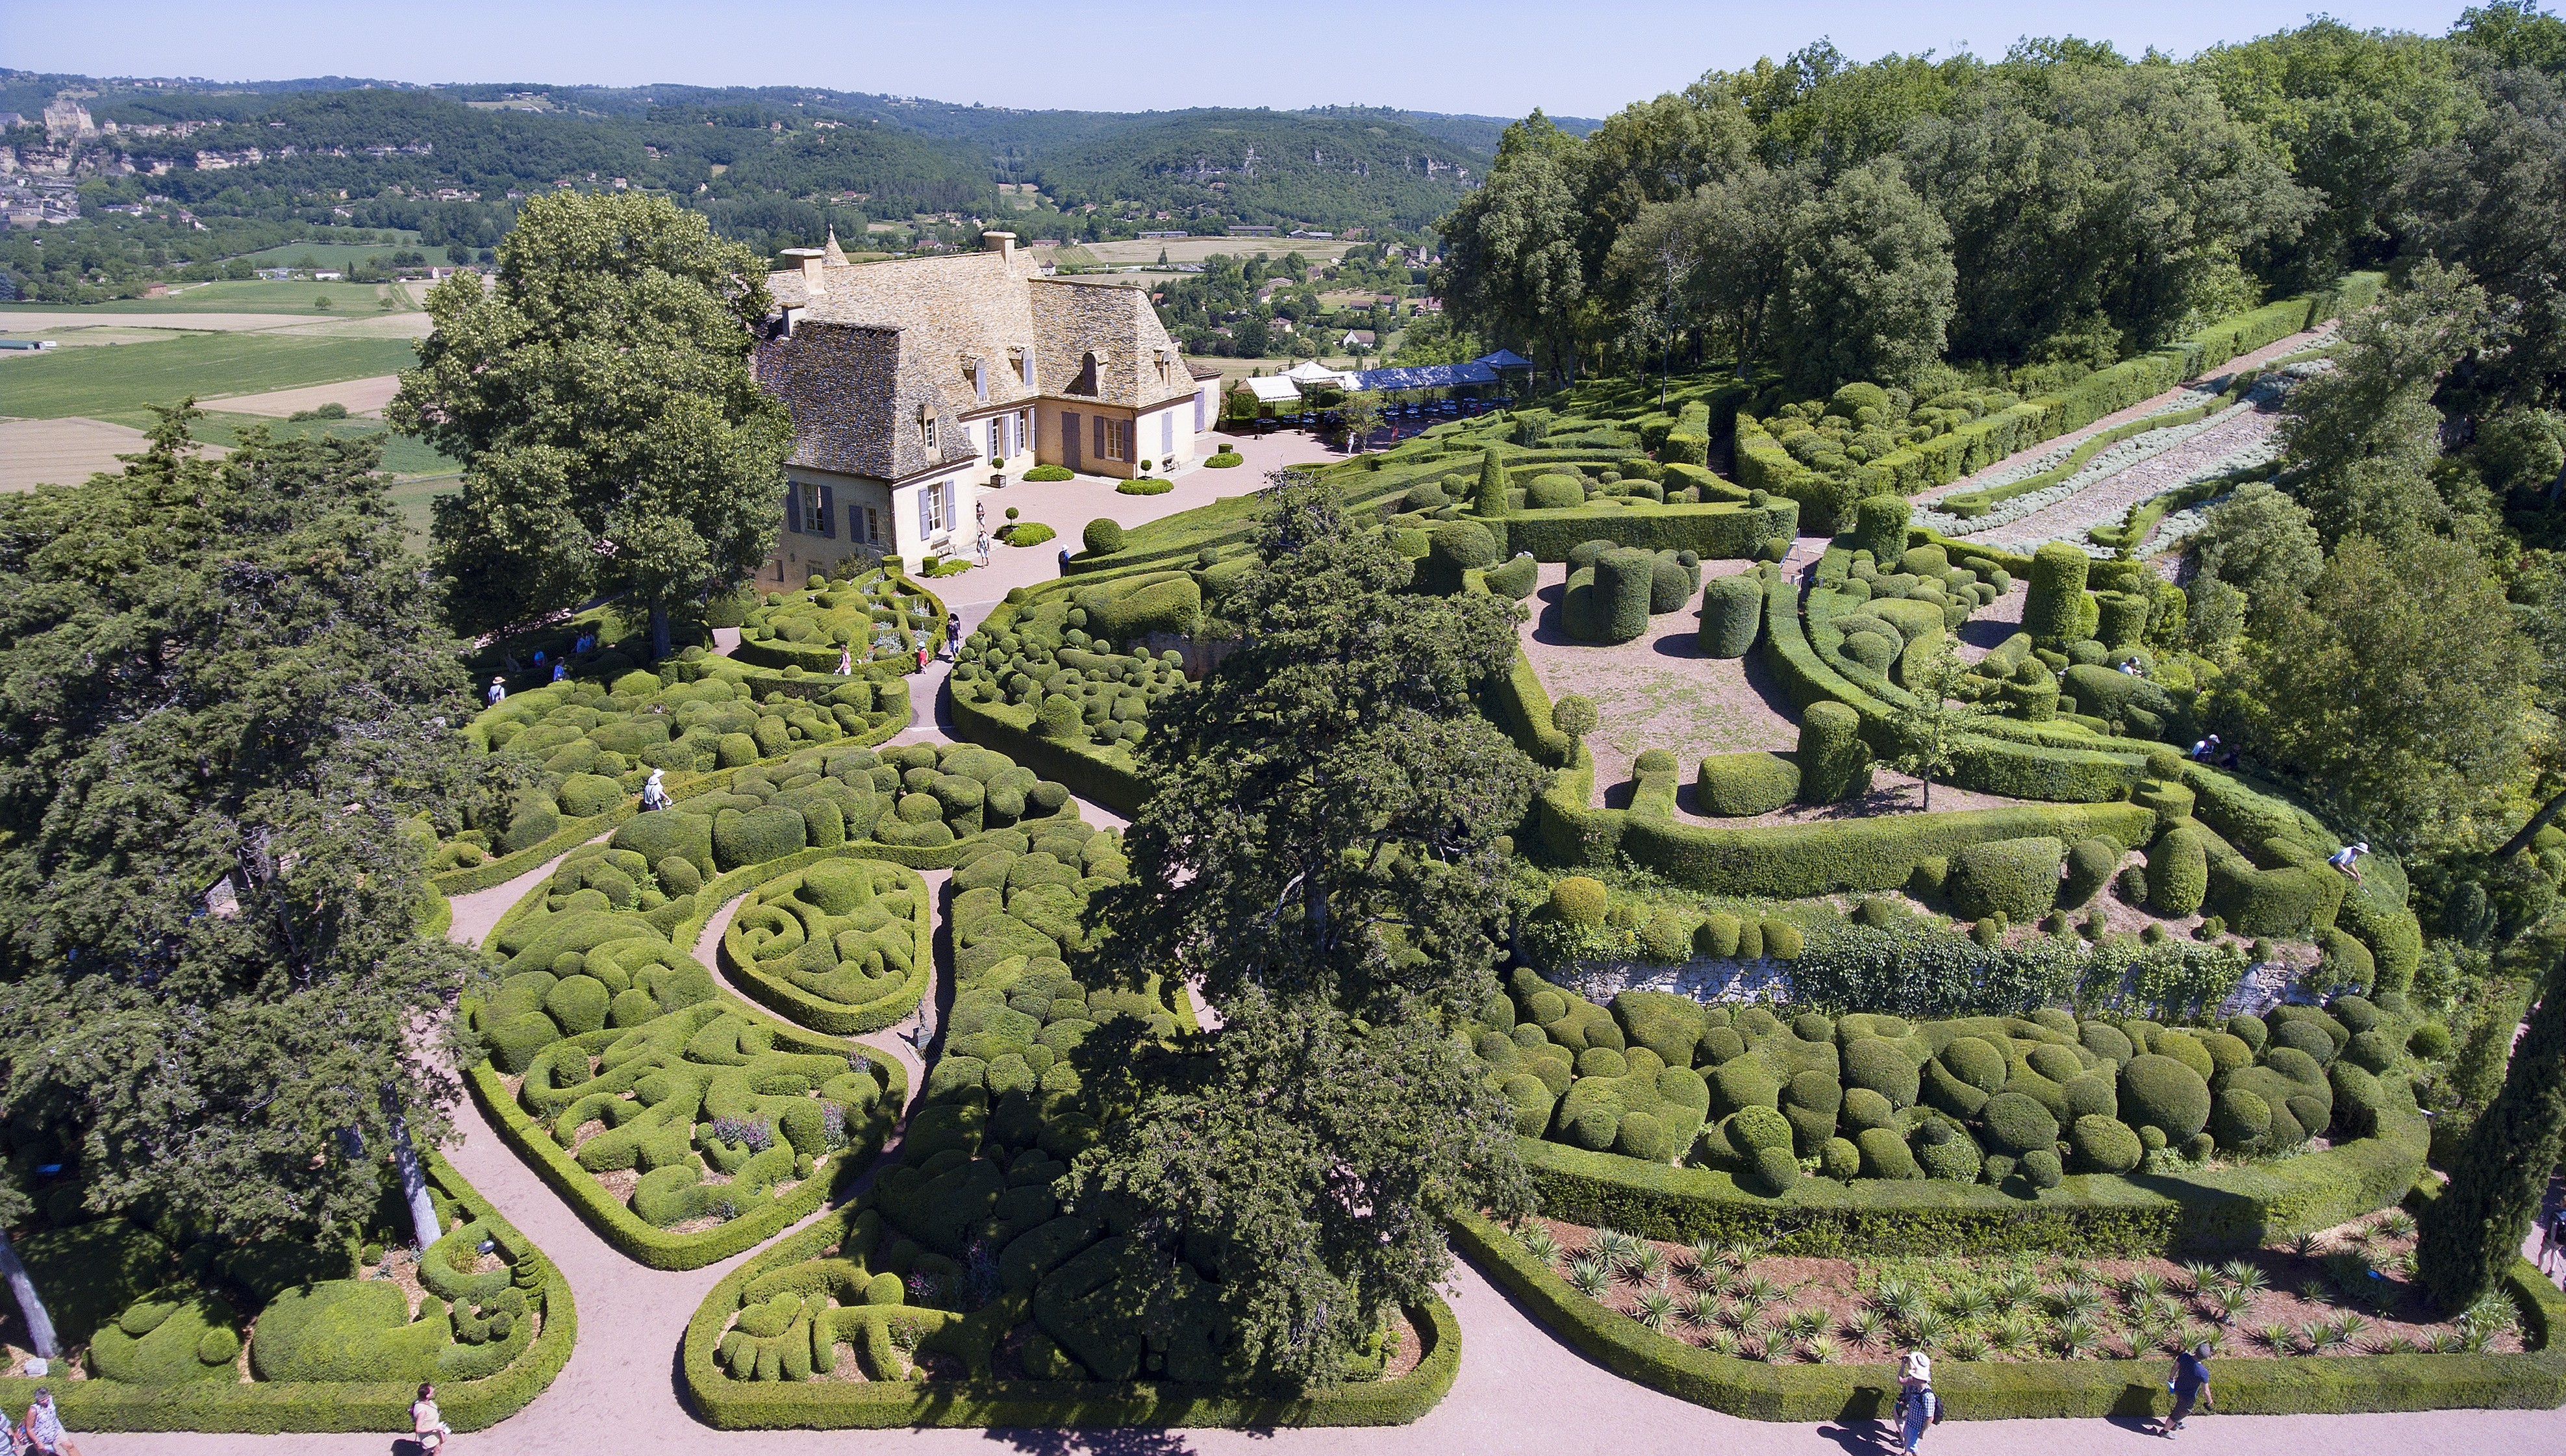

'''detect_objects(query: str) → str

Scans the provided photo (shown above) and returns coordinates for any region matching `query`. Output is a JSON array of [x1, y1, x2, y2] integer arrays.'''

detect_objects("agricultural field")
[[0, 331, 421, 420], [0, 278, 410, 316]]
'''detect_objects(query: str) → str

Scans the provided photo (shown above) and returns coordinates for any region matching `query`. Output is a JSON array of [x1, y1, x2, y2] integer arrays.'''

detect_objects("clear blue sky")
[[5, 1, 2487, 119]]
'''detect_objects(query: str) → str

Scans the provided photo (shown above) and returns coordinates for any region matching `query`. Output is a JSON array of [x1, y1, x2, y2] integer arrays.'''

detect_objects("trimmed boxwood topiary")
[[2117, 1054, 2212, 1140], [1700, 572, 1763, 658], [1550, 876, 1609, 927], [2069, 1112, 2143, 1173], [1797, 702, 1872, 804], [1981, 1091, 2060, 1155], [2060, 838, 2119, 909], [1946, 837, 2063, 923], [2146, 825, 2208, 917], [1854, 495, 1908, 565], [1082, 518, 1125, 555], [1698, 751, 1799, 817], [1854, 1125, 1922, 1179], [1843, 1037, 1920, 1109]]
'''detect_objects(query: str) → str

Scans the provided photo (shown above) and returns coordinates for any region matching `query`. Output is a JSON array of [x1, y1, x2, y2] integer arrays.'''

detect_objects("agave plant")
[[1636, 1288, 1678, 1332], [1805, 1335, 1843, 1364], [2185, 1324, 2227, 1357], [1847, 1309, 1888, 1355], [2224, 1260, 2270, 1293], [2176, 1259, 2219, 1295], [1683, 1290, 1724, 1329], [1719, 1238, 1761, 1269], [1706, 1328, 1740, 1357], [1685, 1238, 1721, 1275], [2211, 1285, 2255, 1323], [1629, 1242, 1668, 1283], [2372, 1333, 2421, 1355], [1590, 1227, 1640, 1265], [1739, 1273, 1784, 1311], [2374, 1210, 2417, 1240], [1991, 1270, 2040, 1313], [1515, 1224, 1562, 1267], [1871, 1276, 1921, 1322], [1942, 1283, 1996, 1322], [1568, 1256, 1613, 1298], [1986, 1314, 2034, 1357], [1738, 1329, 1771, 1362], [1943, 1330, 1991, 1362], [2289, 1231, 2326, 1260], [2431, 1329, 2469, 1355], [2250, 1322, 2291, 1353], [2311, 1315, 2361, 1353], [2460, 1292, 2518, 1339], [2051, 1283, 2107, 1322], [1903, 1307, 1950, 1348], [2054, 1315, 2104, 1359], [1784, 1305, 1828, 1342], [2123, 1270, 2169, 1303]]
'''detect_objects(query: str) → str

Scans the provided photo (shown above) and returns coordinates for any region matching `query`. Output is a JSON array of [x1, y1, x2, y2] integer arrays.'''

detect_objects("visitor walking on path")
[[945, 613, 963, 660], [640, 768, 671, 813], [410, 1382, 451, 1452], [2542, 1201, 2566, 1275], [486, 675, 506, 707], [2157, 1340, 2213, 1435], [20, 1390, 77, 1456], [1892, 1350, 1937, 1455], [836, 645, 853, 677]]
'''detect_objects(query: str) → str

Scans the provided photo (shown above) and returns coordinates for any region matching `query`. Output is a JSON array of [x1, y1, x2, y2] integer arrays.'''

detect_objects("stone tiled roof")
[[757, 242, 1196, 481]]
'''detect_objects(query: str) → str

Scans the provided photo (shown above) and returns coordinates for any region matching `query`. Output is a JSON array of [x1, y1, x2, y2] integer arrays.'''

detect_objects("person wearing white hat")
[[486, 675, 507, 707], [2327, 842, 2367, 883], [1894, 1348, 1938, 1454]]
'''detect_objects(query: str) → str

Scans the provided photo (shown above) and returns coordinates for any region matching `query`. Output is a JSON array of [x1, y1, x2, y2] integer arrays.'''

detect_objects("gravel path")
[[77, 446, 2566, 1453], [1915, 324, 2335, 507], [1959, 404, 2282, 556]]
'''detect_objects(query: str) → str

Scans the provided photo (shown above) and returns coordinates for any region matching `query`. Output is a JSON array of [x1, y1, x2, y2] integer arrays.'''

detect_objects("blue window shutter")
[[785, 484, 802, 533], [818, 484, 835, 537], [1093, 415, 1105, 458], [1064, 412, 1081, 470], [918, 486, 933, 538], [1163, 410, 1174, 458], [974, 364, 987, 400], [1194, 389, 1205, 432]]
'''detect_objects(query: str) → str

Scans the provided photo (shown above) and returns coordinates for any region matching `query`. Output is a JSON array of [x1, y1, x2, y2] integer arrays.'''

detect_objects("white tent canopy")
[[1281, 359, 1358, 388], [1244, 377, 1303, 404]]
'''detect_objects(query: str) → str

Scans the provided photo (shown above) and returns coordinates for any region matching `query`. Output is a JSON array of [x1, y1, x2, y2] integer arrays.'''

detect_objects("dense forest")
[[0, 71, 1539, 299]]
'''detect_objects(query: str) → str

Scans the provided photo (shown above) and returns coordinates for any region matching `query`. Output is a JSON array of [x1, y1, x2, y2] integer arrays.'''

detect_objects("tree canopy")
[[392, 190, 792, 657], [1070, 474, 1543, 1382], [0, 407, 486, 1248]]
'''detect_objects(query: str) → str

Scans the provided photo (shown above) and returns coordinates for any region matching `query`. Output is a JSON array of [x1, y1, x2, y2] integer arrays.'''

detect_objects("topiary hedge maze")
[[733, 566, 947, 674], [425, 651, 915, 894], [948, 575, 1203, 812], [679, 831, 1448, 1425], [1470, 966, 2427, 1248], [0, 1158, 573, 1433]]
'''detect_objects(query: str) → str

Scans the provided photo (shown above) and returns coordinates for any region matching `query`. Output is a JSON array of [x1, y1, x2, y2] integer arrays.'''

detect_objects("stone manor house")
[[755, 231, 1222, 580]]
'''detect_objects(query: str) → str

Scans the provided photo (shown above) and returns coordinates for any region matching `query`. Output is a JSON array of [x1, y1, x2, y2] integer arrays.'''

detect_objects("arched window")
[[1071, 351, 1099, 395]]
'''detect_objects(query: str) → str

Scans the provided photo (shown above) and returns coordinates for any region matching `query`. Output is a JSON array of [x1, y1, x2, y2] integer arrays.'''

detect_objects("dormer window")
[[920, 408, 938, 451], [1014, 348, 1033, 388], [1070, 351, 1098, 396]]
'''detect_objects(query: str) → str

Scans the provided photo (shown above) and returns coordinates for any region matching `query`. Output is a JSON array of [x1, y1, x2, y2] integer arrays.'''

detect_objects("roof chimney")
[[780, 246, 827, 297], [981, 231, 1016, 262]]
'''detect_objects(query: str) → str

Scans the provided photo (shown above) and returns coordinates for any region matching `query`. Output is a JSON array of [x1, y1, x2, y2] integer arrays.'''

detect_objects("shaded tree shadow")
[[988, 1427, 1218, 1455], [1526, 581, 1576, 646], [1956, 614, 2020, 653]]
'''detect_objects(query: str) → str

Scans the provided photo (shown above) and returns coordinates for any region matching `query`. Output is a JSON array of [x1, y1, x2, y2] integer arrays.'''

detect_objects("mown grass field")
[[227, 240, 436, 271], [0, 279, 401, 316], [0, 332, 420, 419]]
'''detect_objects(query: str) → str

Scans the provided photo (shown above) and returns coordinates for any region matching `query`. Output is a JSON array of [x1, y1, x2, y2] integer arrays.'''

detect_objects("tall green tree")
[[2417, 951, 2566, 1311], [0, 408, 487, 1277], [2189, 482, 2326, 629], [2280, 259, 2493, 546], [1070, 475, 1543, 1383], [2224, 533, 2537, 849], [1439, 112, 1590, 385], [1888, 638, 1989, 812], [392, 191, 793, 659], [1773, 158, 1956, 392]]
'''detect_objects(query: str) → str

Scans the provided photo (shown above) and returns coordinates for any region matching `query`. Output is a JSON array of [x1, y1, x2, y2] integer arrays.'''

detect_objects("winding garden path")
[[82, 457, 2566, 1455]]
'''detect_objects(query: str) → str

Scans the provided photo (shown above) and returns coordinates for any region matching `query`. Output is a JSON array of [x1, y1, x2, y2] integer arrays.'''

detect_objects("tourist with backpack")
[[1894, 1349, 1939, 1455]]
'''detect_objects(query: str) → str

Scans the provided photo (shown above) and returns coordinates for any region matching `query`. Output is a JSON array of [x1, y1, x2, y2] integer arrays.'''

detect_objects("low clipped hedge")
[[0, 1157, 575, 1434], [1455, 1210, 2566, 1420], [681, 1179, 1460, 1429], [1535, 748, 2153, 898], [714, 853, 935, 1035], [1498, 499, 1797, 564], [1512, 1098, 2428, 1256]]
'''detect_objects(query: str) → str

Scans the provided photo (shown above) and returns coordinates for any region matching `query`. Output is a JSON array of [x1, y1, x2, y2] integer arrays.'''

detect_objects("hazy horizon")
[[3, 0, 2485, 123]]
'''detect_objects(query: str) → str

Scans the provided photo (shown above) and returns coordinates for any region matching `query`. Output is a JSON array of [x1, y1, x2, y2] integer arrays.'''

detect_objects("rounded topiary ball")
[[1855, 1125, 1922, 1179], [1548, 876, 1608, 927], [2117, 1054, 2212, 1140], [2408, 1021, 2454, 1060], [1843, 1036, 1920, 1109], [1083, 518, 1126, 555], [2210, 1086, 2270, 1149], [2069, 1113, 2145, 1174], [2019, 1147, 2064, 1190], [1820, 1136, 1863, 1182], [1981, 1090, 2061, 1155]]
